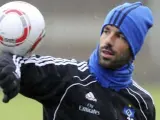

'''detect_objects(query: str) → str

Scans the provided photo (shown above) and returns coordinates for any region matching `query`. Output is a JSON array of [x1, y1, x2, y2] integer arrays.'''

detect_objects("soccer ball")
[[0, 1, 45, 56]]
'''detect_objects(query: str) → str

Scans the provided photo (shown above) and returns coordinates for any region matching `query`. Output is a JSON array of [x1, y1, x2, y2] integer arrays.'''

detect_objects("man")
[[0, 2, 155, 120]]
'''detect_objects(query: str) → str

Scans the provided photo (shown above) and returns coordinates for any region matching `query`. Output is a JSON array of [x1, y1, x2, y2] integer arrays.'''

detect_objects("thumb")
[[3, 94, 9, 103]]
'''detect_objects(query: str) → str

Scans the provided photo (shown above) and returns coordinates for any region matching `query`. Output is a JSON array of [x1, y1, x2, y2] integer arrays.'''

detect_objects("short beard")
[[98, 51, 132, 70]]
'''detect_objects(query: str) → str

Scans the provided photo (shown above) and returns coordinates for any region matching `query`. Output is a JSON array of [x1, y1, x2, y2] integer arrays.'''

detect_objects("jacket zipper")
[[112, 104, 119, 120], [111, 92, 119, 120]]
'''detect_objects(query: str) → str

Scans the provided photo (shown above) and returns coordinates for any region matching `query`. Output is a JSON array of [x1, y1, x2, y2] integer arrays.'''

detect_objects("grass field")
[[0, 87, 159, 120]]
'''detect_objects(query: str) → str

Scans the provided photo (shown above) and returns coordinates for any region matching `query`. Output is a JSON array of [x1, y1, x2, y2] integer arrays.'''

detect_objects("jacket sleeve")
[[144, 96, 156, 120], [147, 102, 156, 120], [12, 54, 85, 104]]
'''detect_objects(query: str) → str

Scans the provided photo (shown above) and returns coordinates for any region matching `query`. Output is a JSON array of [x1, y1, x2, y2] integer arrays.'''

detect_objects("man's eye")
[[103, 30, 109, 33], [119, 35, 125, 40], [116, 34, 125, 39]]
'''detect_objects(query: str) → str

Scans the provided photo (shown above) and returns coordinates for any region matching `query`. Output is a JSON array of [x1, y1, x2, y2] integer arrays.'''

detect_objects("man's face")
[[99, 25, 132, 69]]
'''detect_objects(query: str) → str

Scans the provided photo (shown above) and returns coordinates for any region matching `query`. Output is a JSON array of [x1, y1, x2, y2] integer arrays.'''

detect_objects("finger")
[[2, 94, 9, 103], [0, 67, 11, 81], [0, 65, 15, 75], [0, 72, 7, 81], [0, 75, 12, 88], [2, 86, 19, 103], [8, 86, 19, 99], [3, 80, 18, 94]]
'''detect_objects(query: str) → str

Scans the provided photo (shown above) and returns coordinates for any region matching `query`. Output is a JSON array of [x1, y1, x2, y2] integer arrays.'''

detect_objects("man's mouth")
[[101, 49, 115, 59]]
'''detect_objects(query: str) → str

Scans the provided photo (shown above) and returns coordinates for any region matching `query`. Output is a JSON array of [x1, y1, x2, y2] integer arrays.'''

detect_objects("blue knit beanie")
[[101, 2, 153, 59]]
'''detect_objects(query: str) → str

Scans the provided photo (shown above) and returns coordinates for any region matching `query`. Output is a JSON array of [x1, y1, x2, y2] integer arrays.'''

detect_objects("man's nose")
[[104, 32, 116, 45]]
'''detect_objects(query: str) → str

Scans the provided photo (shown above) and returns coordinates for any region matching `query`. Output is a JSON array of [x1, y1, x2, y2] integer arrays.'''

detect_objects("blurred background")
[[0, 0, 159, 120]]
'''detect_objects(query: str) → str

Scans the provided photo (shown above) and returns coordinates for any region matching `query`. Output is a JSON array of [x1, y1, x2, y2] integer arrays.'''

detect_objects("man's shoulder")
[[128, 81, 156, 119], [60, 58, 89, 71], [22, 55, 88, 66], [128, 81, 155, 111], [130, 81, 154, 102]]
